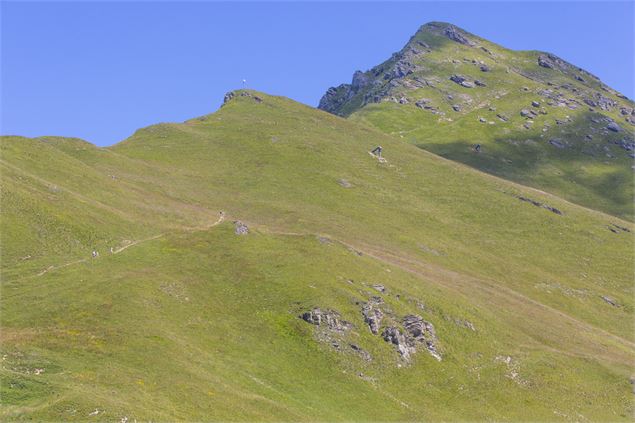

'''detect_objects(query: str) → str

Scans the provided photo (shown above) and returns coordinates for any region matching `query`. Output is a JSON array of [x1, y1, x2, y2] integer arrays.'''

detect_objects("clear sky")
[[2, 1, 633, 146]]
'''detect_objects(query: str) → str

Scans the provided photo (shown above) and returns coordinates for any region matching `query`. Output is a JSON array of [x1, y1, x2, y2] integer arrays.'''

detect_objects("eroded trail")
[[12, 213, 227, 282]]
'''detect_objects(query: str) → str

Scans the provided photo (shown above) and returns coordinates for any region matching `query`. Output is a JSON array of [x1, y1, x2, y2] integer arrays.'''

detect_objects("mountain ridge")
[[318, 22, 634, 221], [1, 27, 634, 422]]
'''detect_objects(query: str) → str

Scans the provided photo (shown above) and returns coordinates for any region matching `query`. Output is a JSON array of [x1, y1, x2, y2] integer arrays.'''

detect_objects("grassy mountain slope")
[[319, 22, 635, 220], [1, 91, 633, 421]]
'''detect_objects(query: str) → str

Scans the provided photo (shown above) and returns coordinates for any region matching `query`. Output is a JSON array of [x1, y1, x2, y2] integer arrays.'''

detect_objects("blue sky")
[[2, 1, 633, 146]]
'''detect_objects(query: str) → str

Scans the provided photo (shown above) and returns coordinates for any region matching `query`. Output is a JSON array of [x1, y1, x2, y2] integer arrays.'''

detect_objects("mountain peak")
[[415, 21, 475, 46]]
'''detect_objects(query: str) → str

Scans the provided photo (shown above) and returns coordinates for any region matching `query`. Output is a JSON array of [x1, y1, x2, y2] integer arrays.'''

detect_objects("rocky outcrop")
[[382, 326, 414, 360], [403, 315, 442, 361], [382, 315, 441, 362], [301, 308, 351, 332], [517, 195, 563, 215], [362, 297, 384, 335], [222, 91, 263, 106]]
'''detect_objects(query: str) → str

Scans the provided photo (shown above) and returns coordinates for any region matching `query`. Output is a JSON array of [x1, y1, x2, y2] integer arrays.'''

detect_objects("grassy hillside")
[[320, 22, 635, 220], [1, 91, 633, 421]]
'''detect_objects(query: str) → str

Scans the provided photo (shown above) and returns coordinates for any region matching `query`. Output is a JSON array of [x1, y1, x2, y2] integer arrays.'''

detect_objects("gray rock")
[[415, 98, 431, 109], [474, 80, 487, 87], [450, 75, 473, 88], [338, 179, 352, 188], [496, 114, 509, 122], [549, 139, 566, 149], [607, 122, 622, 132], [234, 221, 249, 235], [223, 91, 235, 104], [480, 64, 490, 72], [349, 344, 372, 361], [382, 326, 414, 360], [479, 117, 487, 123], [371, 284, 386, 293], [520, 109, 532, 118], [362, 297, 384, 335], [301, 308, 351, 331], [443, 25, 475, 46], [452, 104, 461, 112], [403, 315, 442, 361], [531, 101, 540, 107], [600, 295, 618, 307]]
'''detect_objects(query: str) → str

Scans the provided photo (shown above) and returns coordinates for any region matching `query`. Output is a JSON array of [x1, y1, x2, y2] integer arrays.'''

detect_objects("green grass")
[[1, 91, 633, 421], [324, 22, 635, 220]]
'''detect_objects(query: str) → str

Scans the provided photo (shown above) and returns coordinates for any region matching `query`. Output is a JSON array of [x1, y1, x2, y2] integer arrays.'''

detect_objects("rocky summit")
[[319, 22, 635, 220]]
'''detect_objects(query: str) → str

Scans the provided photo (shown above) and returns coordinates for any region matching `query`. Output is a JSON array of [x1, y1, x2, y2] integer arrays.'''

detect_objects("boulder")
[[234, 221, 249, 235], [520, 109, 532, 118], [450, 75, 473, 88], [601, 295, 618, 307], [607, 122, 622, 132], [531, 101, 540, 107], [549, 139, 566, 149]]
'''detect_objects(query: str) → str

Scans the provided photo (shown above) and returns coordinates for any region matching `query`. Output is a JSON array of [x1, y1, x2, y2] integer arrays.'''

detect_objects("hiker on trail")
[[371, 146, 383, 157], [474, 144, 481, 153]]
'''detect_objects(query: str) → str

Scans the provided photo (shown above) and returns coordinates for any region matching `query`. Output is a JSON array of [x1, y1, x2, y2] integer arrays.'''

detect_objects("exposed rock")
[[362, 296, 384, 335], [496, 114, 509, 122], [317, 236, 332, 245], [223, 91, 235, 104], [403, 315, 442, 361], [520, 109, 532, 118], [479, 117, 487, 123], [531, 101, 540, 107], [338, 179, 352, 188], [549, 139, 566, 149], [382, 326, 414, 360], [415, 98, 431, 109], [607, 122, 622, 132], [450, 75, 474, 88], [442, 24, 475, 46], [452, 104, 461, 112], [234, 221, 249, 235], [600, 295, 618, 307], [517, 195, 562, 215], [301, 308, 351, 332], [480, 64, 490, 72], [474, 80, 487, 87], [371, 284, 386, 293], [349, 344, 372, 361]]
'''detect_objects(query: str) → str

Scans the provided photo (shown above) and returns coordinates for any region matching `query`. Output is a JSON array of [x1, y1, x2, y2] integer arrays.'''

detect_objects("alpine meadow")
[[1, 18, 634, 423]]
